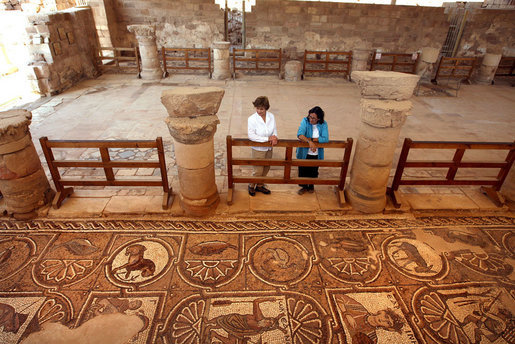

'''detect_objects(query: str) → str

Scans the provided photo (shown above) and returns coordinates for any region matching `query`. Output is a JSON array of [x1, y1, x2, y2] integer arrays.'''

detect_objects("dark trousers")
[[298, 154, 319, 189]]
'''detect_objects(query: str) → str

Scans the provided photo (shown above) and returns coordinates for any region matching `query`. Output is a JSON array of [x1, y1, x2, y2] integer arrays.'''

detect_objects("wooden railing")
[[97, 47, 140, 76], [39, 137, 173, 209], [370, 51, 419, 73], [162, 47, 211, 77], [388, 138, 515, 208], [232, 48, 282, 78], [432, 56, 476, 82], [302, 50, 352, 79], [226, 136, 353, 206], [495, 56, 515, 77]]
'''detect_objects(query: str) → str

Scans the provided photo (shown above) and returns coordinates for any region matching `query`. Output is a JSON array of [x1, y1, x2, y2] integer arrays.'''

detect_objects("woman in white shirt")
[[247, 96, 278, 196]]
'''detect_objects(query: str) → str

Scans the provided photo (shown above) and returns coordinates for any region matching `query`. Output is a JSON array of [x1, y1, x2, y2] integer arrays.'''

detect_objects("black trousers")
[[298, 154, 319, 189]]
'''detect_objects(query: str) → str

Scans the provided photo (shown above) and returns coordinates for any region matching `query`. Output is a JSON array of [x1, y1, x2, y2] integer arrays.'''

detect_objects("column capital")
[[166, 115, 220, 144], [351, 71, 420, 100], [0, 110, 32, 144], [127, 24, 156, 39], [212, 41, 231, 50], [161, 87, 225, 118]]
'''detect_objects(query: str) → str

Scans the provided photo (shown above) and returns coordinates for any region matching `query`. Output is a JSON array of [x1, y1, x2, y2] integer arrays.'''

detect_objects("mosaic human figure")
[[202, 297, 286, 343], [335, 294, 404, 344], [0, 303, 28, 334]]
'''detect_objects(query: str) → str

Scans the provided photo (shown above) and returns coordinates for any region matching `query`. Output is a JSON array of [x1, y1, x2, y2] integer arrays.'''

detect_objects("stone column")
[[161, 87, 224, 216], [476, 53, 502, 85], [348, 71, 420, 213], [127, 24, 162, 80], [0, 110, 53, 219], [284, 60, 302, 81], [351, 49, 371, 75], [212, 41, 231, 80], [415, 47, 440, 80], [501, 166, 515, 203]]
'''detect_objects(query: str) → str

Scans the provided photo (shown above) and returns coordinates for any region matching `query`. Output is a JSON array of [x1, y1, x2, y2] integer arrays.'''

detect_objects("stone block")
[[351, 71, 420, 100], [173, 139, 214, 170], [161, 87, 225, 118], [360, 99, 411, 128], [165, 115, 219, 144], [284, 60, 302, 82], [177, 163, 218, 200]]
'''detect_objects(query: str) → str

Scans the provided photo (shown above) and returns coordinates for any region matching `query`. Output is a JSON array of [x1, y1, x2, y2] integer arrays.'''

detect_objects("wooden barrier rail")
[[162, 47, 211, 77], [226, 136, 353, 206], [39, 137, 173, 209], [97, 47, 140, 76], [370, 51, 419, 73], [430, 56, 476, 96], [302, 50, 352, 79], [232, 48, 282, 78], [495, 56, 515, 77], [388, 138, 515, 208]]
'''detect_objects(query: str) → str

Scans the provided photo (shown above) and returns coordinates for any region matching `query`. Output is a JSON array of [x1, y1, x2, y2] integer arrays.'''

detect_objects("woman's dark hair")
[[308, 106, 324, 124], [253, 96, 270, 110]]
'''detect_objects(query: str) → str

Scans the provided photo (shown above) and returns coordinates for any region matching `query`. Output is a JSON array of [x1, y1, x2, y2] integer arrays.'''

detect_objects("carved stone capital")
[[165, 115, 220, 144], [127, 25, 156, 39], [351, 71, 420, 100], [0, 110, 32, 145], [161, 87, 225, 118]]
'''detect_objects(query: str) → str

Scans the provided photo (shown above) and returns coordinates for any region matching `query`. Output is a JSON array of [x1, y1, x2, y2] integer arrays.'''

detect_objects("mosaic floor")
[[0, 215, 513, 344]]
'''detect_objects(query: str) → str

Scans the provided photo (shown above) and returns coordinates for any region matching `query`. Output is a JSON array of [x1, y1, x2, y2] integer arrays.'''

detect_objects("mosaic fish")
[[188, 241, 237, 256], [319, 236, 367, 252], [0, 246, 14, 265], [54, 238, 99, 256]]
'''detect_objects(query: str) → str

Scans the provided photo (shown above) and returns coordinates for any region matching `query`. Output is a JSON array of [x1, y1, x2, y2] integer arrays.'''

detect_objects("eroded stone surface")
[[165, 115, 219, 144], [284, 60, 302, 82], [351, 71, 420, 100], [161, 87, 225, 118]]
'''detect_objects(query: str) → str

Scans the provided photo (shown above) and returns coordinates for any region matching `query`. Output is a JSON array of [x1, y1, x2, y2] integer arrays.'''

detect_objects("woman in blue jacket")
[[296, 106, 329, 195]]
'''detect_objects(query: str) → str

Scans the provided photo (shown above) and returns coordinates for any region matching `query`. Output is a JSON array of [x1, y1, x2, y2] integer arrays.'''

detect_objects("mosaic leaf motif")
[[287, 298, 323, 343], [184, 260, 238, 282], [39, 259, 93, 282], [455, 252, 513, 276], [38, 298, 66, 324], [326, 257, 373, 276], [171, 300, 206, 344], [419, 292, 470, 343]]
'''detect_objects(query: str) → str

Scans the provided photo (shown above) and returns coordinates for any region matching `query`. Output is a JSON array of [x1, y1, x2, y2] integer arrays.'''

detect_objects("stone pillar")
[[212, 41, 231, 80], [161, 87, 224, 216], [351, 49, 371, 75], [348, 71, 420, 213], [0, 110, 53, 219], [415, 47, 440, 80], [284, 60, 302, 81], [476, 53, 502, 85], [127, 25, 162, 80]]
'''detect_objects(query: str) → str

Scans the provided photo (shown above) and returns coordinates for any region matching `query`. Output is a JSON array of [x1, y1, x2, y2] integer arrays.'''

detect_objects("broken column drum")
[[0, 110, 53, 218], [476, 53, 502, 85], [161, 87, 224, 216], [348, 71, 420, 213], [127, 25, 162, 80], [415, 47, 440, 80], [351, 49, 371, 74], [212, 41, 231, 80]]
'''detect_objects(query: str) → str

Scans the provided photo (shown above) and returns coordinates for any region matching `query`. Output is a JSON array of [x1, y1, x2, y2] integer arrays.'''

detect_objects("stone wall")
[[25, 7, 99, 95], [105, 0, 224, 49], [245, 0, 449, 56], [457, 8, 515, 56]]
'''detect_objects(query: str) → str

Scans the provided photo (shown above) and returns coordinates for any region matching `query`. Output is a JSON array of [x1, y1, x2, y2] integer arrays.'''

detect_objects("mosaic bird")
[[265, 248, 296, 269], [53, 238, 99, 256], [188, 241, 237, 256], [0, 246, 14, 266]]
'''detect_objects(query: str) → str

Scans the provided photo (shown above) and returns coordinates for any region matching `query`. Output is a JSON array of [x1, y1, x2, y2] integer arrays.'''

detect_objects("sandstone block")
[[351, 71, 420, 100], [284, 60, 302, 82], [0, 144, 42, 179], [177, 163, 218, 200], [0, 168, 52, 215], [0, 110, 32, 144], [173, 140, 214, 170], [360, 99, 411, 128], [161, 87, 225, 118], [166, 115, 219, 144]]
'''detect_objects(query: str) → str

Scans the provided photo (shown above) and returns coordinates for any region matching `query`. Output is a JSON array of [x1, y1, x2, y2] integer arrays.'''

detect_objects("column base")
[[179, 192, 220, 216], [140, 69, 163, 80], [346, 187, 386, 214]]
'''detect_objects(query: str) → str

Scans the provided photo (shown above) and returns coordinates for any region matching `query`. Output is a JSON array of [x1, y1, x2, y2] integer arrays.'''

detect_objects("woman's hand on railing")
[[309, 140, 317, 152], [269, 135, 278, 146]]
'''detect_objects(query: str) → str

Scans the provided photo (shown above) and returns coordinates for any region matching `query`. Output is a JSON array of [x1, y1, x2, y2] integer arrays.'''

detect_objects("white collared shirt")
[[248, 111, 278, 151]]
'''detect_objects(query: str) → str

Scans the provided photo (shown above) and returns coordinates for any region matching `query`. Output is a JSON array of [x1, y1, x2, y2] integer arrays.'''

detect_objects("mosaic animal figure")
[[188, 241, 237, 256], [112, 244, 156, 279], [390, 242, 435, 273]]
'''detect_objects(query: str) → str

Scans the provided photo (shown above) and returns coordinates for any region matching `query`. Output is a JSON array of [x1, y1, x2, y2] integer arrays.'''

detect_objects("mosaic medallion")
[[106, 238, 174, 288], [248, 236, 312, 287]]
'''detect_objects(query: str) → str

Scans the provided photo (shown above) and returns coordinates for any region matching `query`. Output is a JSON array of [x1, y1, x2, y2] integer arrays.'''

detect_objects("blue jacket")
[[296, 117, 329, 160]]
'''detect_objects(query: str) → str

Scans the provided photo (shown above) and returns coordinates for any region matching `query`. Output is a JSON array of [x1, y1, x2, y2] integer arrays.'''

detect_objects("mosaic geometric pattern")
[[0, 216, 513, 343]]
